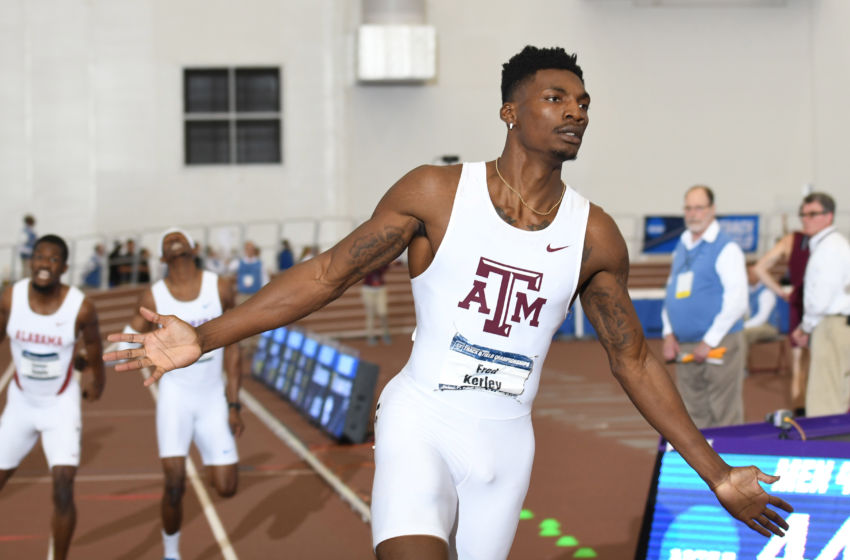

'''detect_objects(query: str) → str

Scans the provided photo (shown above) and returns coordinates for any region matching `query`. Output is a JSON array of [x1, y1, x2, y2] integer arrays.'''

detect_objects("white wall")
[[1, 0, 848, 262]]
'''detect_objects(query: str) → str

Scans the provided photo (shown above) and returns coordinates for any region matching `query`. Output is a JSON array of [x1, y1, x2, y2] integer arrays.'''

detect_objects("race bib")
[[21, 349, 64, 380], [675, 271, 694, 299], [438, 333, 534, 396]]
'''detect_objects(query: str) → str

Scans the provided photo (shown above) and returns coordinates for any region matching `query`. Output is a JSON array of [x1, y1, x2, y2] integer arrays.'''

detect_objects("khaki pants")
[[806, 316, 850, 417], [361, 285, 388, 337], [675, 331, 745, 429]]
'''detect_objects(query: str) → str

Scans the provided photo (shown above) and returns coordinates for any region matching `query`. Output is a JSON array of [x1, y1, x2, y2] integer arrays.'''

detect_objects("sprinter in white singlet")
[[0, 234, 105, 560], [122, 228, 243, 560], [108, 46, 793, 559]]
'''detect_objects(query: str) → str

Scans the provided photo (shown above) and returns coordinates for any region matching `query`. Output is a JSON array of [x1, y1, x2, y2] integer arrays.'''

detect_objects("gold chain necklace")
[[495, 158, 566, 217]]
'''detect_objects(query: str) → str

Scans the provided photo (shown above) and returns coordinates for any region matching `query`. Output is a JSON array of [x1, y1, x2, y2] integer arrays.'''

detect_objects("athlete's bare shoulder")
[[377, 163, 462, 225]]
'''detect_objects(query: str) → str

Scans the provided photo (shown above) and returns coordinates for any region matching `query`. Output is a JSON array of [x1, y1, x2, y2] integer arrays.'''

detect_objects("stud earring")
[[508, 123, 515, 130]]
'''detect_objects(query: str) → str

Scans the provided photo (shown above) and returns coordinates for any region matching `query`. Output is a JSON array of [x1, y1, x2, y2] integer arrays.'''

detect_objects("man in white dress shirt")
[[791, 192, 850, 417]]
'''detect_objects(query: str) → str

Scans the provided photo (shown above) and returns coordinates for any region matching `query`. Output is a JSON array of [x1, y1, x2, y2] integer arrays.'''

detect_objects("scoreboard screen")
[[274, 328, 303, 394], [288, 336, 319, 405], [250, 327, 380, 443], [301, 344, 338, 419], [251, 329, 275, 378], [320, 352, 359, 438], [636, 414, 850, 560]]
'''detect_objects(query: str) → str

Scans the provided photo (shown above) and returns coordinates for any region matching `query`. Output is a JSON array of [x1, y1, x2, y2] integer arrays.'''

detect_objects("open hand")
[[712, 465, 793, 537], [104, 306, 202, 386]]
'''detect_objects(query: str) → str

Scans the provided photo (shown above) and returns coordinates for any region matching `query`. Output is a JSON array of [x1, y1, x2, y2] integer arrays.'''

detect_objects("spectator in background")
[[754, 229, 810, 417], [108, 240, 123, 287], [791, 192, 850, 417], [743, 264, 779, 357], [230, 241, 269, 305], [277, 239, 294, 272], [18, 214, 37, 279], [137, 247, 151, 284], [118, 238, 138, 285], [662, 185, 748, 429], [361, 263, 392, 345], [81, 244, 106, 289]]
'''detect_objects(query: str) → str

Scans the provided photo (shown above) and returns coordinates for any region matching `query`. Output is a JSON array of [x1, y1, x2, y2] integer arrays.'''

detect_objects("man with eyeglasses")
[[790, 192, 850, 417], [662, 185, 749, 428]]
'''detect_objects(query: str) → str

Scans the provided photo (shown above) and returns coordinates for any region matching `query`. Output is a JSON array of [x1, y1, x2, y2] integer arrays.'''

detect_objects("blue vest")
[[665, 230, 744, 343], [237, 259, 263, 295], [749, 284, 780, 330], [83, 258, 102, 288]]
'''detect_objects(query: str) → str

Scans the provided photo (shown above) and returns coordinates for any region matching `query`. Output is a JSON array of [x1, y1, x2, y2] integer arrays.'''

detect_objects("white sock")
[[162, 529, 181, 559]]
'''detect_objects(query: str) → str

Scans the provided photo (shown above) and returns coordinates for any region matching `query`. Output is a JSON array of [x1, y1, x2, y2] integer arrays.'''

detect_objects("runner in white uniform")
[[0, 234, 105, 560], [370, 161, 587, 557], [122, 228, 243, 560], [108, 46, 793, 559]]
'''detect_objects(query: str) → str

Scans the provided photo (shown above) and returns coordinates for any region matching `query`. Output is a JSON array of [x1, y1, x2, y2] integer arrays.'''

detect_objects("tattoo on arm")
[[348, 225, 410, 276], [581, 255, 643, 366]]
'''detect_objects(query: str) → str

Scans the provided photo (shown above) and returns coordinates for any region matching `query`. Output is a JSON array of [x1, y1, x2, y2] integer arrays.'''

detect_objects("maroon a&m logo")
[[457, 257, 547, 337]]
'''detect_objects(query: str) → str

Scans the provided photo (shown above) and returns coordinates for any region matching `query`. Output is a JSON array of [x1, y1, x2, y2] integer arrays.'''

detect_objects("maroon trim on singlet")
[[787, 231, 810, 345], [13, 370, 21, 390], [56, 361, 74, 395]]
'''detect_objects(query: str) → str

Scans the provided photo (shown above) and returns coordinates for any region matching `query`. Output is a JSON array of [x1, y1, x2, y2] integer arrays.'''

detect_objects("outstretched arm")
[[578, 205, 792, 537], [105, 167, 436, 384]]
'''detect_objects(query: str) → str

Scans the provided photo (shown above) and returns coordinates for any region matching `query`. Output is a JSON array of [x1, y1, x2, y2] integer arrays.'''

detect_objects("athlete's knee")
[[163, 476, 186, 506], [211, 466, 238, 498], [52, 468, 76, 513]]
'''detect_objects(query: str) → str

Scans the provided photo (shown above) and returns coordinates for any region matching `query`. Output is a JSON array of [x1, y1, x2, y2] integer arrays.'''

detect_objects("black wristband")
[[228, 401, 242, 412]]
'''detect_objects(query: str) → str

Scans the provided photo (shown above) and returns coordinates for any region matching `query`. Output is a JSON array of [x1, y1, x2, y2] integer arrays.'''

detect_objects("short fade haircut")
[[501, 46, 584, 103], [687, 184, 715, 206], [34, 234, 69, 264], [802, 192, 836, 215]]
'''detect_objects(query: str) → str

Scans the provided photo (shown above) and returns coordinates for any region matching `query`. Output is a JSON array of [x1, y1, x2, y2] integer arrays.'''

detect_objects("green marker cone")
[[574, 547, 597, 558], [556, 535, 578, 547], [538, 518, 561, 537], [519, 509, 534, 520]]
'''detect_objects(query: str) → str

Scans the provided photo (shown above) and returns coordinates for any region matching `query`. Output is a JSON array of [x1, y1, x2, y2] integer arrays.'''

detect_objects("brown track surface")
[[0, 334, 789, 559]]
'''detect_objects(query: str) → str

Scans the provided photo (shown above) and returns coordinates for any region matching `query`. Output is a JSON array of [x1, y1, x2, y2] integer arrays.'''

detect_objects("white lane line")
[[141, 369, 239, 560], [239, 388, 372, 523]]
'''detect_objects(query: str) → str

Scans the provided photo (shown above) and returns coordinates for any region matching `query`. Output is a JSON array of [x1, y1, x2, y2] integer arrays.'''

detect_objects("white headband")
[[158, 227, 197, 257]]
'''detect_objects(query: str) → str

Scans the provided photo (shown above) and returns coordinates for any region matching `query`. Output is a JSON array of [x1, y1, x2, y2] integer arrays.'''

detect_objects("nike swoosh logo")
[[546, 244, 570, 252]]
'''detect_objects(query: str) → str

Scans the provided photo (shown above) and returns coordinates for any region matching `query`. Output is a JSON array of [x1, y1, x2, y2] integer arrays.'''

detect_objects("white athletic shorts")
[[0, 380, 81, 469], [156, 380, 238, 465], [371, 373, 534, 560]]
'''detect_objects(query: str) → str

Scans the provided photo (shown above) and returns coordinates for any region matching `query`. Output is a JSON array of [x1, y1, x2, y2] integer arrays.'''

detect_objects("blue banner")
[[643, 215, 760, 254]]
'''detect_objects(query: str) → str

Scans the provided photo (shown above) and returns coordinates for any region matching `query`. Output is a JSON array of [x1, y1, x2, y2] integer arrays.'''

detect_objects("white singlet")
[[152, 271, 237, 464], [372, 162, 590, 558], [0, 279, 84, 468]]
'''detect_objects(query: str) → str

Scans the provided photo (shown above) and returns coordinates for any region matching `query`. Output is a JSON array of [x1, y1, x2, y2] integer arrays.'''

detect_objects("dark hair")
[[687, 185, 715, 206], [802, 192, 835, 214], [33, 234, 69, 264], [501, 46, 583, 103], [24, 214, 35, 226]]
